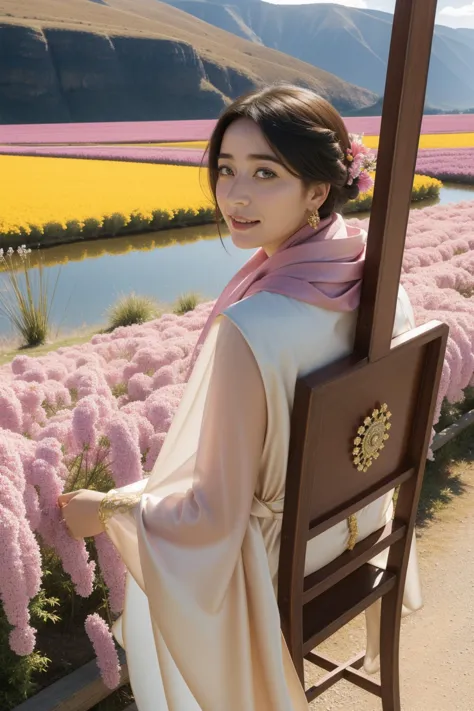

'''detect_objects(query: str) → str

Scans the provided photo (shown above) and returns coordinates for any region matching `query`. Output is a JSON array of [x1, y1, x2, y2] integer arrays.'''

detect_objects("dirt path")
[[307, 464, 474, 711]]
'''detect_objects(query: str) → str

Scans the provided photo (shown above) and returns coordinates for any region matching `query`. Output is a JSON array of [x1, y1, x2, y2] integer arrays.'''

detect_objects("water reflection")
[[0, 223, 250, 336], [1, 184, 473, 336], [6, 222, 224, 269]]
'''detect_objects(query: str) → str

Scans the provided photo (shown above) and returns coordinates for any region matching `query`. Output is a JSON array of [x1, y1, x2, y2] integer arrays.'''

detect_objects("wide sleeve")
[[101, 316, 267, 608]]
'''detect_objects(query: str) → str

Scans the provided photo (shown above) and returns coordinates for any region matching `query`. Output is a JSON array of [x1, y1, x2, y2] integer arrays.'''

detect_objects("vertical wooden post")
[[353, 0, 439, 363]]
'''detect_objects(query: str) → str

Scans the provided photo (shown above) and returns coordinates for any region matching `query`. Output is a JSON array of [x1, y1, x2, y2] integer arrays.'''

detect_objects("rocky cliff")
[[0, 0, 377, 123], [0, 24, 252, 123]]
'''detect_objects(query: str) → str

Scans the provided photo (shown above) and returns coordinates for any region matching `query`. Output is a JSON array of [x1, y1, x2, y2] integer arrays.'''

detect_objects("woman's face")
[[215, 118, 329, 255]]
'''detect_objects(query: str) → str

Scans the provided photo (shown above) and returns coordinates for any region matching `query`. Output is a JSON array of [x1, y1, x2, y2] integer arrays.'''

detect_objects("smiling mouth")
[[229, 215, 260, 224], [229, 216, 260, 227]]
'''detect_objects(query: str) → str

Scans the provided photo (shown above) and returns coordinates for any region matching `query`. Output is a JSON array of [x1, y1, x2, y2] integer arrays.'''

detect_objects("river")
[[1, 183, 473, 338]]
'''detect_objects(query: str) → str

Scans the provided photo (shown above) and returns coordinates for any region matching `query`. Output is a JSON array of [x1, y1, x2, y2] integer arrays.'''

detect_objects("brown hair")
[[206, 84, 359, 220]]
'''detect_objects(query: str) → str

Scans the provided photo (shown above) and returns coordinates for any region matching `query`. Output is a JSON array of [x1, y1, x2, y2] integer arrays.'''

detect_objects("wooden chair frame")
[[277, 1, 448, 709]]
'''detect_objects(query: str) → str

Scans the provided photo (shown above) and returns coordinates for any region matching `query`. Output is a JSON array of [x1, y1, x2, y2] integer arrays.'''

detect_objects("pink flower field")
[[416, 148, 474, 184], [0, 144, 204, 166], [0, 120, 216, 146], [0, 201, 473, 682], [344, 114, 474, 137], [0, 114, 471, 146]]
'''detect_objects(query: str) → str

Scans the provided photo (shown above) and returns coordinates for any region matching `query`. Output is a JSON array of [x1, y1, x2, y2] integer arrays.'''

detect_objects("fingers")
[[59, 504, 79, 540], [57, 490, 80, 508], [62, 518, 79, 541]]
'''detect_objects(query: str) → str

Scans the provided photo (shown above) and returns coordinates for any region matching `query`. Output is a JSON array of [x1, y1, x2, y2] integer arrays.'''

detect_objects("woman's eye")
[[218, 165, 233, 176], [255, 168, 277, 179]]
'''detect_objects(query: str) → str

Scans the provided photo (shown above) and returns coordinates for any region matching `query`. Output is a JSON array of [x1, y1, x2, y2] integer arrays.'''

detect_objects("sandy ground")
[[307, 466, 474, 711]]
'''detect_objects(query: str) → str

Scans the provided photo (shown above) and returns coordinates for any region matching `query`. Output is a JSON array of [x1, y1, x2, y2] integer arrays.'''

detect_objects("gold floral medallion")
[[352, 403, 392, 472]]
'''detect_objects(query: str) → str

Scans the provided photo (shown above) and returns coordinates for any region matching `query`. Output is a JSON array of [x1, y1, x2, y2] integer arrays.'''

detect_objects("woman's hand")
[[57, 489, 106, 539]]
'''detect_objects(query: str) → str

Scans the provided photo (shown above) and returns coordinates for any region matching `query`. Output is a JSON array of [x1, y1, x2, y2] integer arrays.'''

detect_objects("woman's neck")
[[262, 218, 311, 257]]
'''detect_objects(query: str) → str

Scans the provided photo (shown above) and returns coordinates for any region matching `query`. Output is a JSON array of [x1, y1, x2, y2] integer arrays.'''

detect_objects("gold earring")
[[307, 210, 320, 229]]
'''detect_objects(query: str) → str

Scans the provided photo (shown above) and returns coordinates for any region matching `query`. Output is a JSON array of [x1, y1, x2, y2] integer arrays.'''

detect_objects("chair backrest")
[[278, 319, 447, 658], [277, 0, 446, 671]]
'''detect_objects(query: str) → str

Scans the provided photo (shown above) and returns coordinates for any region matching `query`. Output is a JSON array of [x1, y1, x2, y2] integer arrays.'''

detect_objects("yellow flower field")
[[345, 173, 442, 213], [0, 155, 213, 241], [364, 133, 474, 150], [0, 155, 441, 246]]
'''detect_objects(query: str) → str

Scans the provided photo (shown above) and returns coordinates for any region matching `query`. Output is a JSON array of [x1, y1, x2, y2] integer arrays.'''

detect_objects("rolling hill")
[[161, 0, 474, 112], [0, 0, 377, 124]]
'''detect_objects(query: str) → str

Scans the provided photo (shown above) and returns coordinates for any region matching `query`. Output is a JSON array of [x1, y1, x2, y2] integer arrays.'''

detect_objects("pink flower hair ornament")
[[346, 134, 377, 193]]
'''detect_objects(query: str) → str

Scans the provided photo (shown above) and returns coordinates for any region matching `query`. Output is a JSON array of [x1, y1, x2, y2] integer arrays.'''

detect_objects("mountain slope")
[[161, 0, 474, 111], [0, 0, 377, 124]]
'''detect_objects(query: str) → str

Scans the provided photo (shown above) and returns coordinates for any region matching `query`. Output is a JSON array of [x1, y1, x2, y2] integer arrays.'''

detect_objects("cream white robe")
[[103, 287, 422, 710]]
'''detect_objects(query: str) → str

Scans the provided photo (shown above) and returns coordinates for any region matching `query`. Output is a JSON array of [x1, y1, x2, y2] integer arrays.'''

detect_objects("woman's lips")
[[229, 216, 260, 231]]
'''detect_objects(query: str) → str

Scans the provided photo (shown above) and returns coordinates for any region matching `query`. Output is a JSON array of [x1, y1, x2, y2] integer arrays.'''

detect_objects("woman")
[[58, 85, 421, 710]]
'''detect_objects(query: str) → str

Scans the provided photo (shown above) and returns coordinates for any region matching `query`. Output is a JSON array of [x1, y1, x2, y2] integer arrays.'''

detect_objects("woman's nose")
[[227, 178, 251, 206]]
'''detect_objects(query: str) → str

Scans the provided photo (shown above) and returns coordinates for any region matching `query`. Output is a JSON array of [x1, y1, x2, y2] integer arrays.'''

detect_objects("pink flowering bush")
[[348, 200, 474, 424], [84, 613, 121, 690], [0, 201, 473, 693], [0, 301, 210, 692]]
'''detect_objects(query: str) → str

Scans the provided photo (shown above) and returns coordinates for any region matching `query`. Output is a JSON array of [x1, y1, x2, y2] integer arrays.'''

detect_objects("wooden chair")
[[277, 1, 448, 709]]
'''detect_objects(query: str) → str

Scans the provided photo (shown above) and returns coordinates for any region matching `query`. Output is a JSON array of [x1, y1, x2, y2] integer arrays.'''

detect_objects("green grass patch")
[[172, 291, 201, 315], [106, 293, 162, 330], [417, 425, 473, 526]]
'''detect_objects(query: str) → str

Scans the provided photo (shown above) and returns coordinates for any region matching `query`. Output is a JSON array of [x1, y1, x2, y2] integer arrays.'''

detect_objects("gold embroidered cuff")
[[99, 491, 142, 530]]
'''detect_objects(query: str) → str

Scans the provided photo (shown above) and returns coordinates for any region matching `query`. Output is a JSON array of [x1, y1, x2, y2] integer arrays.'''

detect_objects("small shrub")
[[42, 222, 65, 240], [435, 387, 474, 432], [170, 208, 196, 227], [64, 220, 83, 239], [26, 224, 43, 241], [82, 218, 102, 239], [126, 212, 151, 233], [0, 589, 59, 709], [0, 245, 59, 347], [195, 206, 214, 223], [173, 292, 200, 315], [102, 213, 127, 237], [106, 292, 161, 330], [151, 209, 171, 230]]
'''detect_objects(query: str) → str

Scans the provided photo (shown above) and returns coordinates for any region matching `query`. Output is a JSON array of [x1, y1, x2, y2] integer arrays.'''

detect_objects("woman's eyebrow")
[[218, 152, 282, 164]]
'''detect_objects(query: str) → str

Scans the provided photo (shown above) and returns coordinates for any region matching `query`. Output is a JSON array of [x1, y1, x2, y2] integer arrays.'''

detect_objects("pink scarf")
[[192, 212, 366, 364]]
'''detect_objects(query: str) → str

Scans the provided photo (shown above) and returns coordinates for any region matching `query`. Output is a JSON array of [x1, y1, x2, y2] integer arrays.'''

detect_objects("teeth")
[[233, 218, 256, 224]]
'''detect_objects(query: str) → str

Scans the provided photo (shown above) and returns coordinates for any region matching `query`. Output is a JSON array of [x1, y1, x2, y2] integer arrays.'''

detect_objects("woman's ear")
[[308, 182, 331, 212]]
